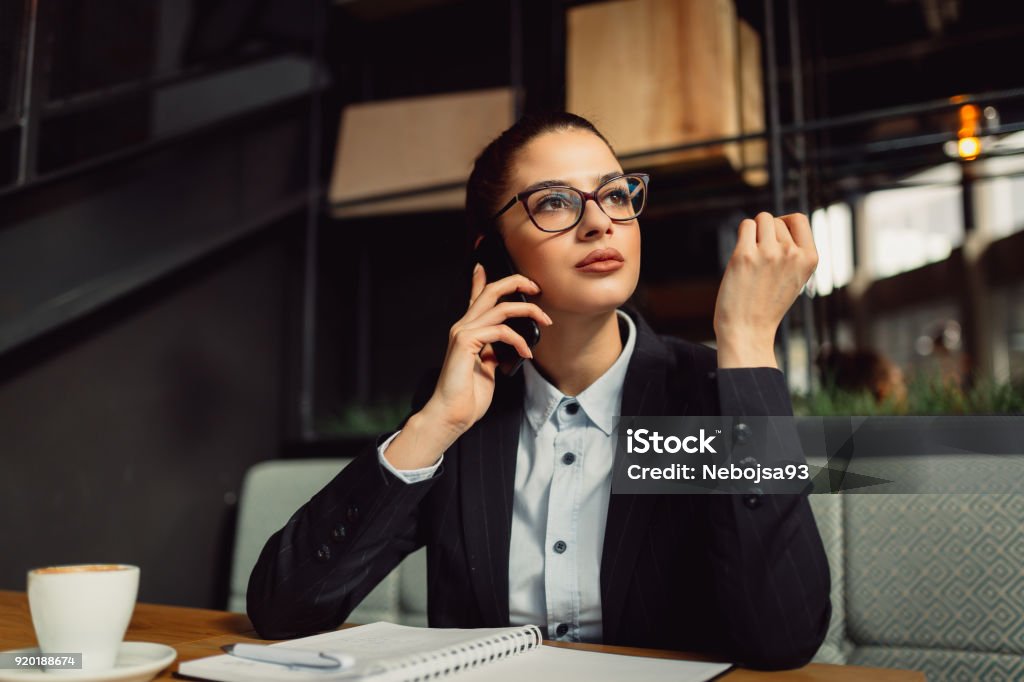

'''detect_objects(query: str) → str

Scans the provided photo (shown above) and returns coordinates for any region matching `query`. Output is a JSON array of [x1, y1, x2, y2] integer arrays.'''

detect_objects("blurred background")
[[1, 0, 1023, 609]]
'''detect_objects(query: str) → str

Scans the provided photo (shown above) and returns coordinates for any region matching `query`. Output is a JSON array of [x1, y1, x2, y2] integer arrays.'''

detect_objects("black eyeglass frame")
[[491, 172, 650, 233]]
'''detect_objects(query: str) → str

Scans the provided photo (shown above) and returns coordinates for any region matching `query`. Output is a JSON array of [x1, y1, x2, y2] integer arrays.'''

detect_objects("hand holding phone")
[[415, 236, 551, 438], [473, 232, 543, 377]]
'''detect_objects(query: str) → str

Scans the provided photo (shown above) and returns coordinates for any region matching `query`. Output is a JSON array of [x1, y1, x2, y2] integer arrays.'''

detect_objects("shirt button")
[[331, 524, 347, 542], [553, 540, 567, 554], [346, 505, 359, 521], [315, 544, 331, 562], [555, 623, 569, 637], [561, 452, 576, 465], [565, 402, 579, 415]]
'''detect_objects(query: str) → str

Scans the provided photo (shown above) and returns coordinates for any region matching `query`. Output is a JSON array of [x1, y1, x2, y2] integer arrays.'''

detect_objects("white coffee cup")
[[27, 564, 140, 672]]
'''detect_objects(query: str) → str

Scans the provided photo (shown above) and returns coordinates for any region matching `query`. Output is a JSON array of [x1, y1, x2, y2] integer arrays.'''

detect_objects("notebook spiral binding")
[[381, 624, 543, 681]]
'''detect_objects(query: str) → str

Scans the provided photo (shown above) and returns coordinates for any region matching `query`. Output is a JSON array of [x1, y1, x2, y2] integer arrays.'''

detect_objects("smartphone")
[[473, 232, 541, 376]]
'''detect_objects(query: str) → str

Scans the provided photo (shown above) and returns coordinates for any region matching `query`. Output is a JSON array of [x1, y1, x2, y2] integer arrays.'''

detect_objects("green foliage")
[[793, 374, 1024, 416], [316, 394, 413, 437], [953, 377, 1024, 414], [792, 386, 889, 417]]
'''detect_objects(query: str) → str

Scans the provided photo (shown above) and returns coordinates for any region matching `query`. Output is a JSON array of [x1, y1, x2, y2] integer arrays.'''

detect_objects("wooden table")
[[0, 590, 922, 681]]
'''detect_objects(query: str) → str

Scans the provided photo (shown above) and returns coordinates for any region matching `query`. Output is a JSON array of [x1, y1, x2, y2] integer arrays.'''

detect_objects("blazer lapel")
[[600, 307, 675, 643], [459, 367, 523, 627]]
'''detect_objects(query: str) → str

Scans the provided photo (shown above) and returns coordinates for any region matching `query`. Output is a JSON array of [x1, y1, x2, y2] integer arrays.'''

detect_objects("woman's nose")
[[577, 198, 612, 238]]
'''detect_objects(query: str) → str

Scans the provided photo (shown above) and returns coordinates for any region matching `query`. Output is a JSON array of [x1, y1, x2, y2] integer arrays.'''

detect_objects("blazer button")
[[347, 506, 359, 521], [331, 524, 347, 542], [733, 422, 752, 445], [743, 494, 762, 510], [553, 540, 567, 554], [555, 623, 569, 637], [315, 544, 331, 562]]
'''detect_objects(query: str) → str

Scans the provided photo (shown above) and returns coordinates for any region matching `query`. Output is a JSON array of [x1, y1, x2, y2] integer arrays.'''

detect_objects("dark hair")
[[464, 112, 614, 253]]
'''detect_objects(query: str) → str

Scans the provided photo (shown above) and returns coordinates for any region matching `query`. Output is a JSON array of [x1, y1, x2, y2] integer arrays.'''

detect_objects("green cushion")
[[230, 459, 428, 626]]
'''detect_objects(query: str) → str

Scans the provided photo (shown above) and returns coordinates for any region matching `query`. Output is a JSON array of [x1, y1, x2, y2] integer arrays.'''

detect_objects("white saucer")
[[0, 643, 176, 682]]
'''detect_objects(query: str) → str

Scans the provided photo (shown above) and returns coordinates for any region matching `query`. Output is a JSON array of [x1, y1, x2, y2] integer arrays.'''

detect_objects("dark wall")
[[314, 212, 466, 420], [0, 0, 318, 607], [0, 228, 295, 607], [0, 101, 310, 605], [0, 89, 311, 613]]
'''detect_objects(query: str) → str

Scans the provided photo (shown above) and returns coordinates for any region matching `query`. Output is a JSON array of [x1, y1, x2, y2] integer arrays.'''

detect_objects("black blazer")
[[247, 306, 831, 670]]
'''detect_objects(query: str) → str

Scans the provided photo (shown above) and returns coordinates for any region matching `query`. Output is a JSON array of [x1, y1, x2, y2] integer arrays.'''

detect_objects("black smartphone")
[[473, 232, 541, 376]]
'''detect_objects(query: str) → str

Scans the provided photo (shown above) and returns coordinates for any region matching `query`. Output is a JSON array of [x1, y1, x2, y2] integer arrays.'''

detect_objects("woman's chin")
[[541, 270, 638, 316], [552, 292, 633, 317]]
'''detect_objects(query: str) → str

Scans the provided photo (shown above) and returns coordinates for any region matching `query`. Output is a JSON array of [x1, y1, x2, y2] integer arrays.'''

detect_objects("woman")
[[247, 113, 831, 670]]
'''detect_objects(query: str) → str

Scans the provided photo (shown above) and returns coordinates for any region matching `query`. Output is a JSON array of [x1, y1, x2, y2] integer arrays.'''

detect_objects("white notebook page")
[[450, 645, 731, 682]]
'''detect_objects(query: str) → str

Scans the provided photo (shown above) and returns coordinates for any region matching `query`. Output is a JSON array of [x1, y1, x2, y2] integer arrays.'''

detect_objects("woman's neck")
[[529, 309, 623, 396]]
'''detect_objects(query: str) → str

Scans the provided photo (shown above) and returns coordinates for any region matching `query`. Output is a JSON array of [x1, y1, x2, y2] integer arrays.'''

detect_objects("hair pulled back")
[[465, 112, 613, 253]]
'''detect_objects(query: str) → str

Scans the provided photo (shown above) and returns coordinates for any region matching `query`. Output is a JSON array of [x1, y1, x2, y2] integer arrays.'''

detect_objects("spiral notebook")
[[178, 622, 731, 682]]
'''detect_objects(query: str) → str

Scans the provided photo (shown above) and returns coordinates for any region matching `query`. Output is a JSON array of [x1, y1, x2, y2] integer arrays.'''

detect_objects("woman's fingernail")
[[473, 263, 482, 274]]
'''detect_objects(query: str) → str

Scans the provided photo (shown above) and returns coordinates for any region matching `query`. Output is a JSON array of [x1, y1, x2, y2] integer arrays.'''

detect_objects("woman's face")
[[495, 128, 641, 318]]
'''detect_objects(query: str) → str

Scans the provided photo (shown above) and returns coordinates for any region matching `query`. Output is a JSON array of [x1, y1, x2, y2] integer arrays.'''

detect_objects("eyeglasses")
[[492, 173, 650, 233]]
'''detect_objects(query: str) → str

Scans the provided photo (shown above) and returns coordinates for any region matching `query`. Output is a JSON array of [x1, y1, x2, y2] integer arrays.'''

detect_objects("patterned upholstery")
[[809, 455, 1024, 681], [846, 494, 1024, 654], [229, 459, 428, 626], [807, 493, 855, 664]]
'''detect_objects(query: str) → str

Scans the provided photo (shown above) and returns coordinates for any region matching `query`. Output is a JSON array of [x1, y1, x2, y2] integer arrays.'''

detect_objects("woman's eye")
[[601, 188, 629, 206], [535, 194, 573, 212]]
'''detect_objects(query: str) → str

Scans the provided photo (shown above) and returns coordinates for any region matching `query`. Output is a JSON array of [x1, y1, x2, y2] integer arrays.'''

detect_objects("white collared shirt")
[[378, 309, 637, 643]]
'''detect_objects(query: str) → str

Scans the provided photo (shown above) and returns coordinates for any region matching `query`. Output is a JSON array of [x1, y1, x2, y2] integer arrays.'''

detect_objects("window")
[[863, 165, 964, 279], [810, 202, 854, 296]]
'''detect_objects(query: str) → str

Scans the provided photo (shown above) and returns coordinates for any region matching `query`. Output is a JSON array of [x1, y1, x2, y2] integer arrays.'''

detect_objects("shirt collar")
[[521, 308, 637, 436]]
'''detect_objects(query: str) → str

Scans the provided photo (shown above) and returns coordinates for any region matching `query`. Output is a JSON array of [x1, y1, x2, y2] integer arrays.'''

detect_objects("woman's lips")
[[576, 259, 625, 273], [575, 247, 625, 273]]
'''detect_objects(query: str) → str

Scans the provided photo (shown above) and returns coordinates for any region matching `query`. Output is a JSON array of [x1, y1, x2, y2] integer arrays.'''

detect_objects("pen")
[[221, 643, 355, 670]]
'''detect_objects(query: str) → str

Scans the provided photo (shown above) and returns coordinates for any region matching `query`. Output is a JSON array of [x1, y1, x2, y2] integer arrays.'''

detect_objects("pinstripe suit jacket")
[[247, 306, 831, 670]]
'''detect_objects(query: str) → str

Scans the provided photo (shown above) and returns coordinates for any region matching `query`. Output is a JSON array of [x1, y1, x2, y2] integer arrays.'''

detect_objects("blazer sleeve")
[[708, 366, 832, 670], [246, 368, 442, 639]]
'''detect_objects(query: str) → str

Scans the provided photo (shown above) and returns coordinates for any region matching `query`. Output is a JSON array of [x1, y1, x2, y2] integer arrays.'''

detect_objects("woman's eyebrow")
[[519, 171, 624, 194], [520, 179, 569, 194]]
